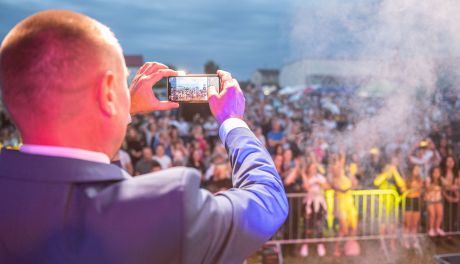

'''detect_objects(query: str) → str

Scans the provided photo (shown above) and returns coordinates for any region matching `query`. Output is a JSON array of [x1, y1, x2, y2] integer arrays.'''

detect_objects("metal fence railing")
[[264, 189, 460, 262]]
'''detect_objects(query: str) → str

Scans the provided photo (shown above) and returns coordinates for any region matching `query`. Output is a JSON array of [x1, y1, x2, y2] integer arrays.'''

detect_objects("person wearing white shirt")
[[152, 143, 172, 169]]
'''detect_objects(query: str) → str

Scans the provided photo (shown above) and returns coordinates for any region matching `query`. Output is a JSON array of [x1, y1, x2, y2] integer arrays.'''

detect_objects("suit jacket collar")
[[0, 149, 131, 183]]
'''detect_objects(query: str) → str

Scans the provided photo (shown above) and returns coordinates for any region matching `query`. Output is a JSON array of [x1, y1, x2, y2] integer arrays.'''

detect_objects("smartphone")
[[167, 74, 220, 103]]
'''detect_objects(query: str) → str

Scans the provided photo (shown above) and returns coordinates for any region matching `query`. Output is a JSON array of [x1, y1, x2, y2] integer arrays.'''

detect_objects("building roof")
[[124, 55, 144, 67]]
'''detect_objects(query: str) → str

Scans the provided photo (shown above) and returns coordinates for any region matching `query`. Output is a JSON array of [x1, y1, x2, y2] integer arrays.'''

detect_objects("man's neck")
[[20, 143, 111, 164]]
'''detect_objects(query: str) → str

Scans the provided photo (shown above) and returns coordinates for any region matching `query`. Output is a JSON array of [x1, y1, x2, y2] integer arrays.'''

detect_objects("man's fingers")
[[158, 69, 178, 76], [222, 79, 238, 93], [207, 85, 219, 101], [155, 101, 180, 110], [217, 70, 232, 82], [144, 69, 178, 84], [232, 78, 242, 91], [144, 62, 169, 75], [132, 62, 168, 85]]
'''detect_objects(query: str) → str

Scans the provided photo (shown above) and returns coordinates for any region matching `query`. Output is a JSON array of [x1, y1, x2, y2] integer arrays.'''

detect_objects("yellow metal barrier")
[[272, 189, 402, 242]]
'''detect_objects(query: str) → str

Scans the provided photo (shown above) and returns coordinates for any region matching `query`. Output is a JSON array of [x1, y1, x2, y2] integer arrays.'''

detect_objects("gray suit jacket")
[[0, 127, 288, 263]]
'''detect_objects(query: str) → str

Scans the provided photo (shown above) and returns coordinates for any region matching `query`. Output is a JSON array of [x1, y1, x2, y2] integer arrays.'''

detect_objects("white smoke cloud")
[[289, 0, 460, 155]]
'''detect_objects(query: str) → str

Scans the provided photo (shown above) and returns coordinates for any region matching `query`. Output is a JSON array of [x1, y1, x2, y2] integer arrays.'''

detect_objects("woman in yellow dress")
[[329, 153, 360, 256], [373, 156, 406, 251]]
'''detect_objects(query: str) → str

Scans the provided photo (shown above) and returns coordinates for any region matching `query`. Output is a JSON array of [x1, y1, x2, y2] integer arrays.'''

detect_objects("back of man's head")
[[0, 10, 128, 156]]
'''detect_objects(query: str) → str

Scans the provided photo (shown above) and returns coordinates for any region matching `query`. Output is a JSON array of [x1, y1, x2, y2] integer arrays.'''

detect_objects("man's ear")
[[98, 70, 118, 117]]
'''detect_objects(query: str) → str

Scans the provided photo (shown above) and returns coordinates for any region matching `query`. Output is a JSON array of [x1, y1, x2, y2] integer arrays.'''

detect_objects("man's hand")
[[207, 70, 245, 124], [130, 62, 179, 114]]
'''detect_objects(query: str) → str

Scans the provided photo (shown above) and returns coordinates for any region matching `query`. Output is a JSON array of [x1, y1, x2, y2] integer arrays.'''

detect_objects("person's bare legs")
[[335, 219, 348, 256], [435, 203, 445, 235], [427, 204, 435, 236], [403, 212, 412, 248], [410, 212, 421, 247], [410, 212, 420, 234], [388, 223, 397, 251]]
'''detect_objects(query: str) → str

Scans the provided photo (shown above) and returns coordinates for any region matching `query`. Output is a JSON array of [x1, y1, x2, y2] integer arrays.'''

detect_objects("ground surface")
[[248, 235, 460, 264]]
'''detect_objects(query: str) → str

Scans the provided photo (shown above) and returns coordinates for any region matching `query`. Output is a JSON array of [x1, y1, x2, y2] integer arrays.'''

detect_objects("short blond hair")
[[0, 10, 121, 129]]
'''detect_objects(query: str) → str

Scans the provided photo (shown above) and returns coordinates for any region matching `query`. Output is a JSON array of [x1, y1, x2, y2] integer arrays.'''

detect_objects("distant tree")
[[204, 60, 219, 74], [167, 64, 177, 70]]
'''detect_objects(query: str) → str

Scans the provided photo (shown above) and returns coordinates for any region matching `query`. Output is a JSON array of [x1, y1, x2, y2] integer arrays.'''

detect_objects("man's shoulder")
[[86, 167, 203, 227], [104, 167, 201, 199]]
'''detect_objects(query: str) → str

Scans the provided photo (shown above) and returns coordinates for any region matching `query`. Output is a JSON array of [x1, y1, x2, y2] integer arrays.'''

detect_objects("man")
[[267, 118, 285, 154], [0, 10, 288, 264], [153, 143, 172, 169], [134, 146, 159, 175]]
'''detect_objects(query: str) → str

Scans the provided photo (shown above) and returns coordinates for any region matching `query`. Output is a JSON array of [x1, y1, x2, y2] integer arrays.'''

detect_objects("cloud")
[[0, 0, 291, 79]]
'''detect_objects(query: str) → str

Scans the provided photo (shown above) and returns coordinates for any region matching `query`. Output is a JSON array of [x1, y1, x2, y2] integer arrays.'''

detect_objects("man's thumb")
[[207, 86, 219, 101]]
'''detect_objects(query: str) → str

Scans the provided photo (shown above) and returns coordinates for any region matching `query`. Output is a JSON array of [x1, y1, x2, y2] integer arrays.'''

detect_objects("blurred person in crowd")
[[115, 146, 133, 175], [126, 126, 145, 166], [274, 154, 284, 174], [203, 155, 232, 193], [274, 144, 284, 158], [254, 126, 266, 146], [267, 118, 285, 154], [441, 156, 460, 240], [437, 137, 451, 159], [373, 156, 406, 250], [190, 124, 207, 154], [409, 139, 441, 181], [283, 120, 302, 157], [169, 125, 181, 144], [142, 122, 158, 149], [203, 154, 224, 183], [187, 148, 206, 176], [281, 148, 302, 193], [362, 147, 384, 188], [0, 10, 287, 263], [0, 127, 20, 147], [347, 153, 361, 184], [329, 153, 360, 257], [403, 165, 423, 248], [171, 140, 188, 166], [299, 160, 330, 257], [203, 116, 219, 140], [169, 116, 189, 139], [426, 166, 445, 237], [154, 130, 172, 156], [152, 143, 172, 169], [135, 147, 160, 175]]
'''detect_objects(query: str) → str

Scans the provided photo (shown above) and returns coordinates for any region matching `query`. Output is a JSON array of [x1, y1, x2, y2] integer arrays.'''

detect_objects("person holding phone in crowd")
[[0, 10, 287, 263]]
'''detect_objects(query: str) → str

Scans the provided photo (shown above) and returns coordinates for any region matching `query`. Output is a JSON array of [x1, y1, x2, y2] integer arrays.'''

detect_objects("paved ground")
[[248, 235, 460, 264]]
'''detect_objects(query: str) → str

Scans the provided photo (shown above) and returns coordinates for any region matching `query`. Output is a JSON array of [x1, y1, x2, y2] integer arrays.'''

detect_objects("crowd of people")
[[168, 86, 208, 101], [1, 82, 460, 257]]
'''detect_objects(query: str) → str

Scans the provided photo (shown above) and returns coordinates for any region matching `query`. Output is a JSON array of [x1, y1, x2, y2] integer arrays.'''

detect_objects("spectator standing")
[[426, 166, 445, 236], [126, 126, 145, 167], [441, 156, 460, 240], [187, 149, 206, 176], [135, 147, 160, 175], [117, 148, 134, 175], [373, 157, 407, 251], [330, 154, 360, 257], [403, 165, 423, 248], [299, 161, 330, 257], [267, 119, 284, 154], [152, 144, 172, 169]]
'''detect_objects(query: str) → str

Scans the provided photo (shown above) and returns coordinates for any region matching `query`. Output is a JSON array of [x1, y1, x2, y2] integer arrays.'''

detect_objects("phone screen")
[[168, 75, 220, 102]]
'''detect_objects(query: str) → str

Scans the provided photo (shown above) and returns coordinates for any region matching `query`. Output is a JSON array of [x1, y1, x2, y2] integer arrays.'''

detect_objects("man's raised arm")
[[181, 70, 288, 264]]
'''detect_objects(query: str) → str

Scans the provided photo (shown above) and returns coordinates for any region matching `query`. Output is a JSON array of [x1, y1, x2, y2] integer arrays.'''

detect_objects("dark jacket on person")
[[0, 127, 288, 264]]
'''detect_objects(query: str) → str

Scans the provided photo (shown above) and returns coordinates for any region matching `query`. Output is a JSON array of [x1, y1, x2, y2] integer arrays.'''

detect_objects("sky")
[[0, 0, 295, 80]]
